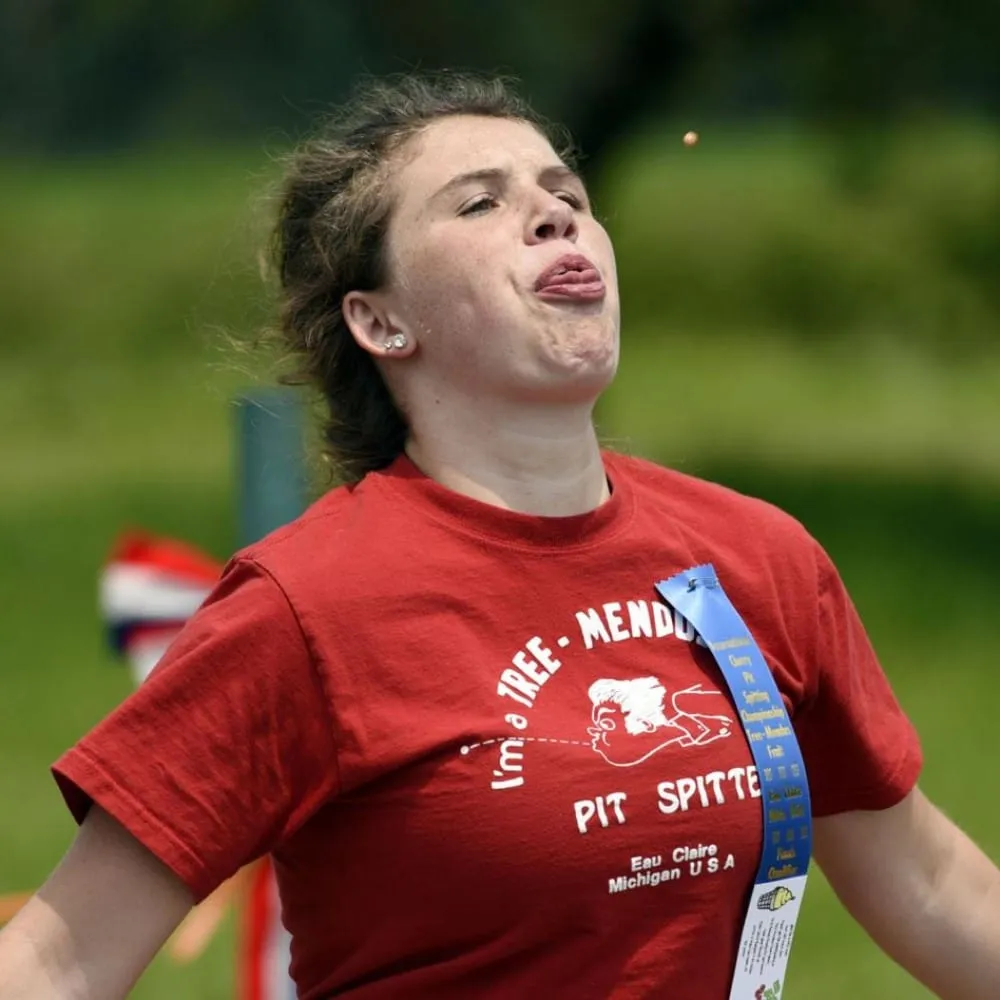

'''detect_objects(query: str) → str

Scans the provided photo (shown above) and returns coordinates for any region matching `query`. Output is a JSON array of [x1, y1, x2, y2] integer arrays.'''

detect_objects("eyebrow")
[[430, 164, 585, 203]]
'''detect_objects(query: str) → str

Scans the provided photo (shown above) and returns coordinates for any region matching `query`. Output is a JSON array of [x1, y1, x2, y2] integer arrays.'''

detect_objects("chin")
[[526, 315, 619, 396], [556, 334, 619, 379], [549, 313, 618, 357], [543, 353, 619, 403]]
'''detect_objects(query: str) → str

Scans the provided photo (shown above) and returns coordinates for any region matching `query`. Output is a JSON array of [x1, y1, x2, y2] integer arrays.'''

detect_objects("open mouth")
[[586, 721, 612, 748]]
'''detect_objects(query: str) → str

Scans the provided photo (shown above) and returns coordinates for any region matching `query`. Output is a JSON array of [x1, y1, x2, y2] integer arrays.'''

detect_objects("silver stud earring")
[[385, 332, 408, 351]]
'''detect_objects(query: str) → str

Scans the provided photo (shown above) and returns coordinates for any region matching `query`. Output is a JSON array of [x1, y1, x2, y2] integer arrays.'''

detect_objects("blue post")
[[235, 388, 308, 546], [233, 387, 304, 998]]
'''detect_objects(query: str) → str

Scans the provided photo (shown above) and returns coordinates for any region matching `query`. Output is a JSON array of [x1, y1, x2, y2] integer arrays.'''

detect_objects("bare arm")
[[815, 786, 1000, 999], [0, 805, 193, 1000]]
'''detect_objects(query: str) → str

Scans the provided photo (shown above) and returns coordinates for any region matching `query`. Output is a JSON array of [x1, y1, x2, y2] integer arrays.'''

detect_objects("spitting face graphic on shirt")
[[586, 677, 734, 767]]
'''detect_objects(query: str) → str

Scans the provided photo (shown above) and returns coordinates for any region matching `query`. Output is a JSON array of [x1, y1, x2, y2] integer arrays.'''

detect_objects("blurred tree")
[[1, 0, 997, 158], [0, 0, 361, 151], [349, 0, 693, 177]]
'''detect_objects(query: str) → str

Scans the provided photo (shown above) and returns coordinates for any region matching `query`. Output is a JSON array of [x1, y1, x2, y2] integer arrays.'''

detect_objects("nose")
[[526, 192, 577, 245]]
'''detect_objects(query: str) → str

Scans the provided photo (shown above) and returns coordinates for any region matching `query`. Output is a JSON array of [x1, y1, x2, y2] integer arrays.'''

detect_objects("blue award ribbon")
[[656, 564, 812, 998]]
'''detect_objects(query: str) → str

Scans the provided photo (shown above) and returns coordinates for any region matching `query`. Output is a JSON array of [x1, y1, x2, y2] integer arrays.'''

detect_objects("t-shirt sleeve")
[[793, 543, 922, 817], [51, 557, 339, 903]]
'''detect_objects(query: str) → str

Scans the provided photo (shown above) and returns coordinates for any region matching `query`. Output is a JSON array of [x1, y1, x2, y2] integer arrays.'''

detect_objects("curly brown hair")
[[270, 71, 576, 484]]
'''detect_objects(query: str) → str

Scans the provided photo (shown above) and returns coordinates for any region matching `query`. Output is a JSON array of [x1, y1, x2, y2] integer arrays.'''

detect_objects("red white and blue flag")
[[100, 531, 222, 686]]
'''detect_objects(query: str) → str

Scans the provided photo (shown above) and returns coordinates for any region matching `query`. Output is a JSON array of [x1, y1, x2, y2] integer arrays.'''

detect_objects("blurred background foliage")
[[1, 2, 998, 997], [4, 0, 1000, 154], [3, 0, 999, 358]]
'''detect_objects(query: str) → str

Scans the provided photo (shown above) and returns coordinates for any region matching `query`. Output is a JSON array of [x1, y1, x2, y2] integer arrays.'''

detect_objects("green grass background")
[[1, 125, 999, 997]]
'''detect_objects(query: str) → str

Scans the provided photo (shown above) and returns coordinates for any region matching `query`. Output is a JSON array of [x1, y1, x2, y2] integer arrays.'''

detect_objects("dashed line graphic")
[[461, 736, 589, 755]]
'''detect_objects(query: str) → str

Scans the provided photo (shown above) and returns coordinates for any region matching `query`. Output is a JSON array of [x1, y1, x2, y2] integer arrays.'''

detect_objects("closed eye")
[[556, 191, 585, 210], [459, 190, 586, 217], [458, 194, 499, 217]]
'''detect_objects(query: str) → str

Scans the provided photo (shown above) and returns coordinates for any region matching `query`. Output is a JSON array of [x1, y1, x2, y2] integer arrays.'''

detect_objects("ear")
[[342, 291, 416, 358]]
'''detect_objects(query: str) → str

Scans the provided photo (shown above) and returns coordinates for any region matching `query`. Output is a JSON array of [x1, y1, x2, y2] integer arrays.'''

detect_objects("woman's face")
[[376, 115, 620, 408]]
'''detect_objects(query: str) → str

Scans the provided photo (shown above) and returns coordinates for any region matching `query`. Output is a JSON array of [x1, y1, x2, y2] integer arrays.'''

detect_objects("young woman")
[[1, 72, 997, 1000]]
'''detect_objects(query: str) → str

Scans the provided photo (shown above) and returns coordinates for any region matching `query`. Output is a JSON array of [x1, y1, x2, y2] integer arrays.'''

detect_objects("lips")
[[534, 253, 606, 301]]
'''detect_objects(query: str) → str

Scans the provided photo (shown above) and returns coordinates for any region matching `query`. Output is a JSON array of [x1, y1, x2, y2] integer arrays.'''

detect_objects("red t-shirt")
[[53, 452, 922, 999]]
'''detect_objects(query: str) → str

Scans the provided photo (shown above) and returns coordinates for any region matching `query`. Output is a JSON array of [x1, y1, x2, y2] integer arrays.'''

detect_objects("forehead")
[[394, 115, 564, 199]]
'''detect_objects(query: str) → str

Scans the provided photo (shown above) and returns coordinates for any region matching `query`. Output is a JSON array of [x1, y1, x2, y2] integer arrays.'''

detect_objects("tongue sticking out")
[[537, 266, 606, 301]]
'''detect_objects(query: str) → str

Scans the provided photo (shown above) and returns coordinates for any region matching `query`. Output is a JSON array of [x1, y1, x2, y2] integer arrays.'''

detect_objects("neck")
[[405, 398, 609, 517]]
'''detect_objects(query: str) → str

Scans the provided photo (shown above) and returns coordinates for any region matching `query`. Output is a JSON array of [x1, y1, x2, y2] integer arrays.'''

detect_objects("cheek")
[[396, 237, 484, 312], [590, 224, 619, 285], [395, 241, 510, 344]]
